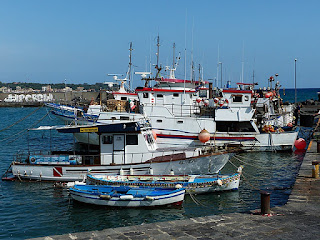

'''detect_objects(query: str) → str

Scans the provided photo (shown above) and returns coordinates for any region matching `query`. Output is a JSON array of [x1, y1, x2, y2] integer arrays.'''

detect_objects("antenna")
[[135, 72, 151, 79]]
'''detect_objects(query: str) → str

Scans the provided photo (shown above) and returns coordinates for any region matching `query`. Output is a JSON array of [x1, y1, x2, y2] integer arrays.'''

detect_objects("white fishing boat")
[[46, 41, 298, 151], [8, 120, 232, 182], [69, 184, 185, 207]]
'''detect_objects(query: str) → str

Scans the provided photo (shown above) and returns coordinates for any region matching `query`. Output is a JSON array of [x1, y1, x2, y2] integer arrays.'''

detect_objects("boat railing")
[[99, 147, 199, 165], [143, 103, 201, 117]]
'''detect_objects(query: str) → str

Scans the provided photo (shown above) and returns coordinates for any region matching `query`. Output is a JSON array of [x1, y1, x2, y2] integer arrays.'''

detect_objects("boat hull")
[[69, 186, 185, 207], [154, 131, 298, 152], [11, 152, 230, 181], [87, 173, 241, 195]]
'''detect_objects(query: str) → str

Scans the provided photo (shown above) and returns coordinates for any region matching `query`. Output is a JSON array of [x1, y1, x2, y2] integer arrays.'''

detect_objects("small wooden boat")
[[69, 184, 185, 207], [86, 166, 242, 194]]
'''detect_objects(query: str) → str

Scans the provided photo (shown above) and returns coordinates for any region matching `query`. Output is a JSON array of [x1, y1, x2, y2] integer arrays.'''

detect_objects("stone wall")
[[0, 91, 109, 106]]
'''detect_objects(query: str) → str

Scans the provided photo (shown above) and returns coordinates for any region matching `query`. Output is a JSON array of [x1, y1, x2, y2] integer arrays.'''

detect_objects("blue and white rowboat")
[[69, 185, 185, 207]]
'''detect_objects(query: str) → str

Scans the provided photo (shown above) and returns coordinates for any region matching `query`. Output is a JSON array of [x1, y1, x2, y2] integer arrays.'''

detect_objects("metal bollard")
[[312, 160, 320, 178], [260, 191, 271, 215]]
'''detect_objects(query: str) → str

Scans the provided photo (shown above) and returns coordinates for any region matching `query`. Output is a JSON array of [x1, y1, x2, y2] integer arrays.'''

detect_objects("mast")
[[241, 42, 244, 83], [155, 35, 162, 79], [128, 42, 133, 90], [190, 18, 194, 81], [252, 69, 255, 85], [173, 42, 175, 69]]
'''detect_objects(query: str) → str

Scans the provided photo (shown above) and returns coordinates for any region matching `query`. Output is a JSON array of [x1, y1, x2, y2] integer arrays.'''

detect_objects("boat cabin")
[[56, 121, 157, 165]]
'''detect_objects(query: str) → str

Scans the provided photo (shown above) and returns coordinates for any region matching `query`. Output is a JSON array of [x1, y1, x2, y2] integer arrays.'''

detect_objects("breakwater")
[[0, 91, 110, 107]]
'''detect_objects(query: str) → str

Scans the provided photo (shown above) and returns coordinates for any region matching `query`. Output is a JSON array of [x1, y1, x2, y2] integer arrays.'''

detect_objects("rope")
[[240, 173, 260, 191], [231, 154, 289, 170], [227, 158, 260, 190], [0, 112, 50, 144], [189, 192, 210, 207], [0, 105, 43, 132], [1, 161, 13, 179]]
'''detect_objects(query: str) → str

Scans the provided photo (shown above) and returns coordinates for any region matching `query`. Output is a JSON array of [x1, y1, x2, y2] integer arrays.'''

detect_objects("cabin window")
[[121, 96, 127, 100], [157, 94, 163, 98], [244, 95, 249, 101], [102, 136, 113, 144], [156, 119, 162, 123], [111, 117, 116, 120], [143, 93, 149, 98], [199, 89, 207, 98], [126, 135, 138, 145], [173, 93, 179, 97], [120, 116, 130, 120], [216, 121, 255, 132], [232, 95, 242, 103], [177, 120, 183, 124]]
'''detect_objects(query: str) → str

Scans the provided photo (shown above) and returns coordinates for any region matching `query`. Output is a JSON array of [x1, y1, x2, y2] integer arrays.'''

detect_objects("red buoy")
[[294, 138, 306, 150], [265, 92, 273, 98], [198, 129, 210, 143]]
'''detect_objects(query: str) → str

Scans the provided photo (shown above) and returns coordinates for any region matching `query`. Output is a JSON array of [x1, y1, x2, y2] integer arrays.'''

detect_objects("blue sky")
[[0, 0, 319, 88]]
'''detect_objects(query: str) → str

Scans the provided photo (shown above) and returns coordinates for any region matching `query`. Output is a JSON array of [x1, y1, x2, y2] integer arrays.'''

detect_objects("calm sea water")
[[0, 88, 316, 240]]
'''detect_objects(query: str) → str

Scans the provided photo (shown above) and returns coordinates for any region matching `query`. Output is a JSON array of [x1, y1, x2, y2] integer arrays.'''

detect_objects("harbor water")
[[0, 88, 316, 240]]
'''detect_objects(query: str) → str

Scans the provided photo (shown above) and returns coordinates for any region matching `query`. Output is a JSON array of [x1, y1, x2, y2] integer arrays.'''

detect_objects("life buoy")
[[30, 157, 36, 163], [265, 92, 273, 98], [218, 98, 225, 107]]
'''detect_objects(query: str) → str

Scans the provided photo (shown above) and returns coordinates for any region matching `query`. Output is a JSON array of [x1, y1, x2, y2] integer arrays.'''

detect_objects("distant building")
[[0, 86, 12, 93], [76, 86, 84, 92], [42, 85, 52, 92], [63, 86, 72, 92], [15, 86, 22, 92]]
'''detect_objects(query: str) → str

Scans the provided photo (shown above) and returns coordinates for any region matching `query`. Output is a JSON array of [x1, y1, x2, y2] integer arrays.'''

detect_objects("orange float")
[[198, 129, 210, 143]]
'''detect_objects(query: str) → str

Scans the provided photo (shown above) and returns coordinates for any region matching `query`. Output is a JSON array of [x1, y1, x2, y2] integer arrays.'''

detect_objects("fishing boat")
[[45, 102, 100, 124], [45, 40, 298, 151], [86, 166, 242, 194], [69, 184, 185, 207], [7, 120, 232, 182]]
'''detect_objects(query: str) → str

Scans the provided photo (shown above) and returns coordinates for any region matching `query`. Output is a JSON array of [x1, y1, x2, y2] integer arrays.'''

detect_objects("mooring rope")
[[0, 105, 43, 132], [232, 154, 290, 170], [0, 112, 50, 143]]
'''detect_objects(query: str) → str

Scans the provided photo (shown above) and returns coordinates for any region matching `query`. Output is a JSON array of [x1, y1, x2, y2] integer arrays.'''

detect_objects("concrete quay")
[[31, 141, 320, 240]]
